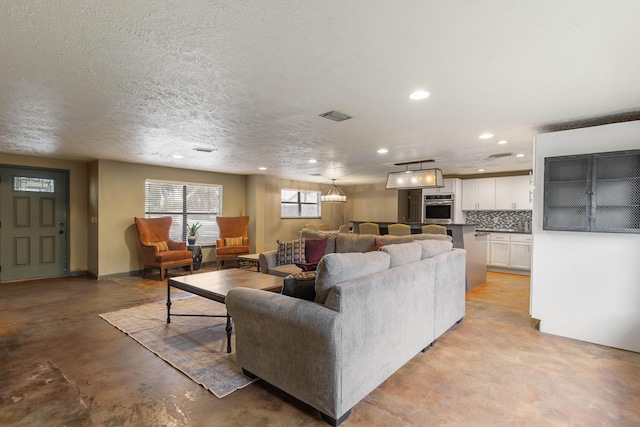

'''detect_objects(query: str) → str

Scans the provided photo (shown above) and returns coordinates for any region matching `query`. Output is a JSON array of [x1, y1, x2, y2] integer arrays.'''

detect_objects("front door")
[[0, 167, 68, 282]]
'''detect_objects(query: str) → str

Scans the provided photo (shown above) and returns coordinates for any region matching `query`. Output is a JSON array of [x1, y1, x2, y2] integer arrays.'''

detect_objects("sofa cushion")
[[416, 239, 454, 259], [277, 239, 306, 266], [335, 233, 376, 253], [314, 251, 391, 304], [268, 264, 302, 277], [216, 245, 250, 255], [379, 242, 422, 268], [155, 250, 193, 262], [282, 271, 317, 301], [376, 233, 452, 245], [305, 238, 327, 263]]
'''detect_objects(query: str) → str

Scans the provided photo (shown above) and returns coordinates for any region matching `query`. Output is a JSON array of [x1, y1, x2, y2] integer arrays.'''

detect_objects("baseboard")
[[487, 267, 530, 276]]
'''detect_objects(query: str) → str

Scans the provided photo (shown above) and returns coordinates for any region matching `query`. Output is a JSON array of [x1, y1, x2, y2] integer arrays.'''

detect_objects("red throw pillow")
[[295, 262, 319, 272], [305, 238, 327, 264], [375, 241, 387, 251]]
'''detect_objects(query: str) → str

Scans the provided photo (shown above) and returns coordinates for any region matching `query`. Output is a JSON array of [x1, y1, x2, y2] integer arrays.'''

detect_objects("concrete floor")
[[1, 268, 639, 426]]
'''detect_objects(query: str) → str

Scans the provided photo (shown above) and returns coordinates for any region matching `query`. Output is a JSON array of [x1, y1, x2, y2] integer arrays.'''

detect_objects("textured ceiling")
[[1, 1, 639, 185]]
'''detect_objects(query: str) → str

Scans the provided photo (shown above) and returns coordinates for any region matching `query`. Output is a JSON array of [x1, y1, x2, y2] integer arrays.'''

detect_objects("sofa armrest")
[[226, 288, 341, 417], [258, 250, 278, 274]]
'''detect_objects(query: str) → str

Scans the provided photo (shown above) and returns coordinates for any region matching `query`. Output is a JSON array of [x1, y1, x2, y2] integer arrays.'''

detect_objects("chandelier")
[[321, 179, 347, 203], [385, 160, 444, 190]]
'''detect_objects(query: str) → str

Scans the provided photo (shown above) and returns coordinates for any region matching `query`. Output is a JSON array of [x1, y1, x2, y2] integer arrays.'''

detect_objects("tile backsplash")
[[464, 210, 532, 230]]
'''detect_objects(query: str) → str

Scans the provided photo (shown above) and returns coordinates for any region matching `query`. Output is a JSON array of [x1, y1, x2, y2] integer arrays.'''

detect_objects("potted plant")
[[187, 222, 202, 245]]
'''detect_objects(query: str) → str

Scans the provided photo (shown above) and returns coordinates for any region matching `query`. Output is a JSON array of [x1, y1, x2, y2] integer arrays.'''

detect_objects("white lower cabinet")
[[509, 235, 532, 270], [489, 233, 510, 267], [487, 233, 532, 271]]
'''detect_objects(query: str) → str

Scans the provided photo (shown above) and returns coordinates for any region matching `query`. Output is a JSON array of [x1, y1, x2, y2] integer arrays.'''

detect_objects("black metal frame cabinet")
[[543, 149, 640, 233]]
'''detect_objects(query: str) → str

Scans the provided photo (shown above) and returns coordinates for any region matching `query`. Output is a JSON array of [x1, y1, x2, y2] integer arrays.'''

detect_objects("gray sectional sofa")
[[258, 228, 453, 277], [226, 238, 466, 426]]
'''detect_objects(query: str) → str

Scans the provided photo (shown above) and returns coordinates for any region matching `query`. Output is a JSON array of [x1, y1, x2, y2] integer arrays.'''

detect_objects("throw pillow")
[[276, 238, 306, 266], [148, 241, 169, 251], [305, 238, 327, 264], [375, 240, 387, 251], [295, 262, 319, 272], [282, 271, 317, 301], [225, 236, 243, 246]]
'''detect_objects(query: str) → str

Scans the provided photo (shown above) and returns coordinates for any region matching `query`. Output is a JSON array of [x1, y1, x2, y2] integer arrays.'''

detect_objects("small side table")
[[237, 254, 261, 272], [187, 244, 202, 271]]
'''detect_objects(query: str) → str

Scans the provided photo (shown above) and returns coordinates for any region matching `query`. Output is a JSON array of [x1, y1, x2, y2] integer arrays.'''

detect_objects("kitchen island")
[[352, 221, 487, 291]]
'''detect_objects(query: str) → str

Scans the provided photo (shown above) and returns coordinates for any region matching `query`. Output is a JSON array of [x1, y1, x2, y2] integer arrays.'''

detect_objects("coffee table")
[[167, 269, 282, 353], [237, 253, 261, 272]]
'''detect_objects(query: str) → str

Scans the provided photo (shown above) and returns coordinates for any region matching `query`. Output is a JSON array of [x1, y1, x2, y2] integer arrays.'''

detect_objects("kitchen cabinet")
[[495, 175, 533, 210], [509, 234, 532, 270], [462, 178, 495, 210], [422, 178, 458, 195], [487, 233, 532, 271], [488, 233, 510, 267], [544, 150, 640, 233]]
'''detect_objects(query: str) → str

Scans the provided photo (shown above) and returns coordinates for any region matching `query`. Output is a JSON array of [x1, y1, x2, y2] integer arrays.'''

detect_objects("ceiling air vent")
[[319, 111, 352, 122], [193, 147, 215, 153], [488, 153, 513, 159]]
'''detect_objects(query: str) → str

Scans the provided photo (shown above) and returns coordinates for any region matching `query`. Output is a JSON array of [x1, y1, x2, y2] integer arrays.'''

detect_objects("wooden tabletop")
[[168, 269, 282, 303]]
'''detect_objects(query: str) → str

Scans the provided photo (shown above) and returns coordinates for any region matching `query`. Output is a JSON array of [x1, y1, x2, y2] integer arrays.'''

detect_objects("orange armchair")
[[215, 216, 250, 270], [134, 217, 193, 280]]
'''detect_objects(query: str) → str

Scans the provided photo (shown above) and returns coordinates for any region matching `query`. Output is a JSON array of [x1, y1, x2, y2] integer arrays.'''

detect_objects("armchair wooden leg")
[[189, 264, 193, 275], [160, 268, 165, 281]]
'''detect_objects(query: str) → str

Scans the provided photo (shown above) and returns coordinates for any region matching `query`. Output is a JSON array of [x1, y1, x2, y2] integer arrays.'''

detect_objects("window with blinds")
[[281, 189, 321, 218], [145, 180, 223, 244]]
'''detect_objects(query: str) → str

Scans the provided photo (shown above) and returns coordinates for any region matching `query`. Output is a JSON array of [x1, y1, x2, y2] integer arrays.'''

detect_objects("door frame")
[[0, 164, 70, 282]]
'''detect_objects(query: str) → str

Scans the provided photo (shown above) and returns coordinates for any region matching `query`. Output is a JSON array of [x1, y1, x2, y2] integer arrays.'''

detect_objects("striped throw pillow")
[[225, 236, 244, 246], [276, 238, 306, 266], [148, 241, 169, 251]]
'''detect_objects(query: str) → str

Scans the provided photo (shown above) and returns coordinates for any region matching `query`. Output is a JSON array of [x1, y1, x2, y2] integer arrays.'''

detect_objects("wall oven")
[[424, 194, 454, 224]]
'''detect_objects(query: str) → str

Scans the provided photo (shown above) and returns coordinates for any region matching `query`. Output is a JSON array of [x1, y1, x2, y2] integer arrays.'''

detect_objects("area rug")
[[0, 360, 94, 426], [99, 295, 256, 398]]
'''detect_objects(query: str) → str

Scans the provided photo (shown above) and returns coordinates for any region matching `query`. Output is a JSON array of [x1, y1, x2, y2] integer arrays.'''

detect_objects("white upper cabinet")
[[462, 178, 496, 210], [422, 178, 458, 195], [495, 175, 533, 210]]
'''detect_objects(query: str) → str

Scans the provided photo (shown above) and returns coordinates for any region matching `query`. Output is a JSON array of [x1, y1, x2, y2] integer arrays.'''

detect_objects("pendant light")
[[321, 179, 347, 203]]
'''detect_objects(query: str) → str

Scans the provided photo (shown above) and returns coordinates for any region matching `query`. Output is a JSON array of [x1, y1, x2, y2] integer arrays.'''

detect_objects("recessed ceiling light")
[[478, 169, 485, 172], [479, 133, 493, 139], [409, 90, 430, 100], [172, 154, 184, 159], [308, 159, 317, 163], [377, 148, 389, 154], [258, 167, 267, 170], [516, 153, 525, 158], [497, 140, 508, 145]]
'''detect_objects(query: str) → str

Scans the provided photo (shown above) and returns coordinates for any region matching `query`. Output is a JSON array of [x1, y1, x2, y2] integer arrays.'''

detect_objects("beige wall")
[[257, 176, 346, 251], [2, 154, 397, 278], [344, 182, 398, 224], [1, 153, 88, 274], [95, 160, 246, 278]]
